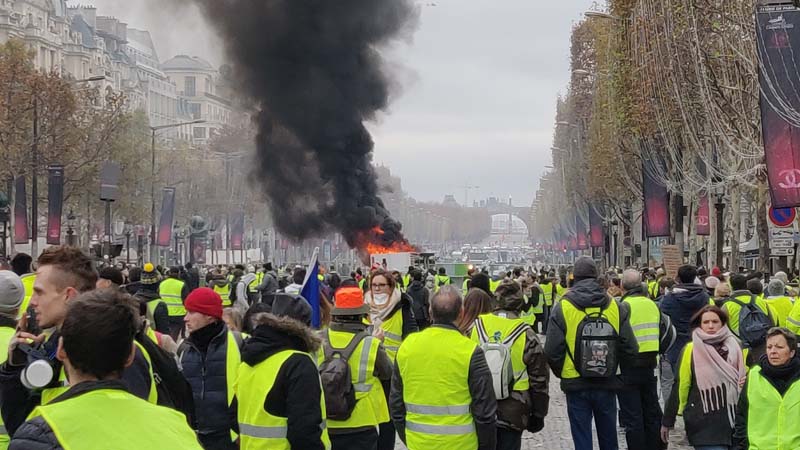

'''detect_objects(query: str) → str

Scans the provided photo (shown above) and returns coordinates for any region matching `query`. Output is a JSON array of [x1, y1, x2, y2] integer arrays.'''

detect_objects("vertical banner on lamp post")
[[46, 165, 64, 245], [757, 5, 800, 207], [696, 195, 711, 236], [589, 206, 605, 248], [576, 213, 589, 250], [156, 187, 176, 247], [643, 158, 671, 237], [231, 211, 244, 251], [13, 176, 28, 244]]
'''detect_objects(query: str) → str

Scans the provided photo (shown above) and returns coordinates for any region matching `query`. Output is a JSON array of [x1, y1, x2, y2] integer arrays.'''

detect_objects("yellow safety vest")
[[28, 388, 202, 450], [236, 349, 330, 450], [158, 278, 186, 317], [787, 300, 800, 335], [723, 294, 776, 337], [0, 326, 15, 448], [676, 342, 746, 415], [648, 280, 659, 299], [765, 296, 794, 328], [403, 274, 412, 290], [540, 282, 555, 306], [746, 365, 800, 450], [559, 298, 620, 379], [489, 279, 502, 294], [622, 295, 660, 353], [470, 313, 530, 391], [396, 326, 479, 450], [214, 283, 232, 307], [434, 275, 450, 293], [250, 272, 264, 293], [320, 329, 389, 429], [461, 278, 470, 295], [380, 310, 404, 361], [145, 298, 166, 328], [18, 274, 35, 321]]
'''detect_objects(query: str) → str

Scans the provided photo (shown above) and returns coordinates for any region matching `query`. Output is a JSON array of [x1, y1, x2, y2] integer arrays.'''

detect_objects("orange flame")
[[356, 226, 416, 256]]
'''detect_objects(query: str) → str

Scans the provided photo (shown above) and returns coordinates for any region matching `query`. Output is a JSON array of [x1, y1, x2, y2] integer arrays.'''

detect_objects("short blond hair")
[[714, 283, 732, 298]]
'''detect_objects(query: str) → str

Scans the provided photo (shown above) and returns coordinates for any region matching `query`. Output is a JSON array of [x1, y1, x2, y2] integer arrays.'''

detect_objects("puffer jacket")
[[178, 321, 239, 436], [659, 283, 710, 365]]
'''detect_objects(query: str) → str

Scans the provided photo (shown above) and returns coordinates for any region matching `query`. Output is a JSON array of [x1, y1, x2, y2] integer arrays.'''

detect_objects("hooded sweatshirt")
[[660, 283, 711, 365], [239, 314, 325, 450], [544, 278, 638, 392]]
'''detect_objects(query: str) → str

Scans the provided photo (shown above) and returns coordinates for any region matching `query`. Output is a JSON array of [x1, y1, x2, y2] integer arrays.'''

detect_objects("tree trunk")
[[730, 187, 741, 271], [756, 179, 770, 274]]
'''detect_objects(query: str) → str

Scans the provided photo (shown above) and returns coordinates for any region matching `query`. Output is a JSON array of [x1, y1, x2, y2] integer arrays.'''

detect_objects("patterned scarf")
[[691, 325, 746, 428]]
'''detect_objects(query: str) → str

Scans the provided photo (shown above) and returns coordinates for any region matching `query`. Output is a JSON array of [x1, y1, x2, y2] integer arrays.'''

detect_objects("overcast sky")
[[80, 0, 593, 206]]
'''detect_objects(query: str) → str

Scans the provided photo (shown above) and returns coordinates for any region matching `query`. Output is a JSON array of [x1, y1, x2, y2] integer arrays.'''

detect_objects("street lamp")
[[0, 192, 8, 260], [148, 119, 206, 262], [713, 185, 726, 269], [66, 209, 76, 247], [584, 11, 619, 20]]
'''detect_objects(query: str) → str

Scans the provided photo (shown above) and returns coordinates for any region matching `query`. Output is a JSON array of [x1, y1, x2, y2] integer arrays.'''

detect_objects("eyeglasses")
[[371, 283, 389, 289]]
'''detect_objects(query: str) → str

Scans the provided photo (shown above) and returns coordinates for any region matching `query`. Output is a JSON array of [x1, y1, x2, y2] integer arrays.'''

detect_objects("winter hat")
[[98, 267, 124, 286], [184, 287, 223, 319], [711, 267, 722, 277], [271, 294, 312, 326], [573, 256, 598, 281], [331, 286, 369, 316], [704, 276, 720, 291], [774, 271, 789, 285], [0, 270, 24, 318], [141, 263, 160, 285]]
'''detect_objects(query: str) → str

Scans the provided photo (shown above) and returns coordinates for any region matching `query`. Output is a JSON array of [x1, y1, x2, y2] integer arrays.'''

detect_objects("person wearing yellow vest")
[[178, 288, 242, 450], [160, 266, 189, 340], [0, 270, 25, 450], [461, 268, 475, 296], [390, 285, 498, 450], [210, 274, 233, 307], [322, 284, 393, 450], [544, 256, 638, 450], [722, 274, 777, 365], [9, 290, 202, 450], [133, 263, 171, 336], [403, 266, 414, 295], [538, 274, 558, 334], [660, 305, 746, 448], [236, 294, 330, 450], [10, 253, 34, 323], [765, 279, 794, 328], [0, 246, 157, 437], [616, 270, 666, 450], [470, 281, 549, 448], [733, 327, 800, 450], [434, 267, 451, 293]]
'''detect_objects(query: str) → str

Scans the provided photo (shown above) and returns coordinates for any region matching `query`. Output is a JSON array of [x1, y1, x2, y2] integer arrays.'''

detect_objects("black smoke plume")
[[189, 0, 419, 250]]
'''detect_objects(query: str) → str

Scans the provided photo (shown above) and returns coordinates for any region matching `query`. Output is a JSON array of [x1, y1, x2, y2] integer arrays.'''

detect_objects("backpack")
[[566, 301, 619, 378], [729, 296, 772, 349], [473, 319, 530, 400], [135, 330, 196, 428], [319, 331, 367, 421], [659, 312, 677, 355]]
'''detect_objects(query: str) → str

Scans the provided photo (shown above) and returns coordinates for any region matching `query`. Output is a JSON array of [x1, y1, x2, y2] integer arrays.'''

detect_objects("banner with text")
[[13, 176, 28, 244], [643, 158, 671, 237], [156, 187, 176, 247], [46, 165, 64, 245]]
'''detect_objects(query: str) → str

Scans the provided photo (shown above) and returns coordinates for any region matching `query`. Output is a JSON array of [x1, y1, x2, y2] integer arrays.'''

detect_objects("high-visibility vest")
[[18, 274, 35, 321], [236, 349, 330, 450], [648, 280, 659, 299], [461, 278, 470, 295], [765, 296, 794, 328], [358, 278, 366, 291], [403, 274, 411, 290], [319, 329, 389, 429], [396, 326, 479, 450], [380, 310, 404, 361], [787, 300, 800, 335], [723, 294, 775, 337], [559, 298, 620, 379], [470, 313, 529, 391], [489, 279, 502, 294], [745, 365, 800, 450], [145, 298, 166, 328], [676, 342, 746, 415], [159, 278, 186, 317], [214, 283, 232, 307], [0, 326, 15, 448], [28, 388, 202, 450], [540, 282, 555, 306], [623, 294, 660, 353], [250, 273, 264, 293], [434, 275, 450, 293]]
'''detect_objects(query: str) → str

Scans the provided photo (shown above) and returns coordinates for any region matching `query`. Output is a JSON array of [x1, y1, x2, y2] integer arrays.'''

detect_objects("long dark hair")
[[456, 288, 494, 335], [689, 305, 729, 330]]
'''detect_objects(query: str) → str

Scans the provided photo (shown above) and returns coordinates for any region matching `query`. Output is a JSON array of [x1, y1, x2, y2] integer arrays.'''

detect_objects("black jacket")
[[389, 324, 497, 450], [257, 271, 279, 296], [178, 321, 238, 436], [240, 313, 326, 450], [659, 284, 710, 365], [733, 355, 800, 450], [405, 281, 430, 323], [134, 288, 170, 335], [544, 278, 638, 392], [0, 332, 154, 436], [380, 293, 419, 338]]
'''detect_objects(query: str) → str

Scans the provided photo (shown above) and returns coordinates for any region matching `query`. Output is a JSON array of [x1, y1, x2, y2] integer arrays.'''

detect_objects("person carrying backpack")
[[177, 288, 243, 450], [470, 280, 549, 450], [544, 256, 638, 450], [722, 274, 777, 366], [319, 284, 393, 450]]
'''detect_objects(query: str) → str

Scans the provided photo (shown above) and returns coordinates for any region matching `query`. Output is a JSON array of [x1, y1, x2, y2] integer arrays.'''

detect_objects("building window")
[[185, 77, 196, 97], [188, 103, 201, 120], [193, 127, 206, 139]]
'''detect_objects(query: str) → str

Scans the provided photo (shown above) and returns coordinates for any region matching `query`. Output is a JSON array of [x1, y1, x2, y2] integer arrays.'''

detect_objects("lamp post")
[[0, 192, 8, 260], [124, 224, 132, 264], [66, 209, 76, 247], [714, 185, 726, 269], [149, 120, 206, 262]]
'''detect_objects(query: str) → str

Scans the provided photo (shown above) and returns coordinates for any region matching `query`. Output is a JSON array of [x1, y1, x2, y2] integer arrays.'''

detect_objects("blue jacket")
[[659, 284, 710, 365]]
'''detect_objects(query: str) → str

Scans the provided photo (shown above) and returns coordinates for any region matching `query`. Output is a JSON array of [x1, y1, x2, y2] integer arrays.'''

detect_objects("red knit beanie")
[[184, 287, 223, 319]]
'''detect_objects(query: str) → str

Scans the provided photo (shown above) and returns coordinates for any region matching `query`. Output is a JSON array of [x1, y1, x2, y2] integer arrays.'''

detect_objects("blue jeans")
[[566, 390, 618, 450]]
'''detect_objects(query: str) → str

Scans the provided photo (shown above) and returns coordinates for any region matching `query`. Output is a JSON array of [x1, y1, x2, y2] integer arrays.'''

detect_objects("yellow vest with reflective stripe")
[[746, 365, 800, 450], [677, 342, 746, 415], [321, 329, 388, 429], [648, 280, 659, 299], [159, 278, 186, 316], [462, 278, 470, 295], [560, 298, 620, 379], [236, 349, 330, 450], [766, 296, 794, 328], [0, 326, 15, 448], [489, 279, 501, 295], [787, 300, 800, 335], [214, 283, 232, 307], [540, 282, 556, 306], [623, 295, 660, 353], [470, 313, 530, 391], [396, 326, 478, 450], [251, 273, 264, 293], [29, 388, 202, 450], [18, 274, 35, 321], [380, 310, 404, 361], [145, 298, 166, 327], [723, 294, 775, 337]]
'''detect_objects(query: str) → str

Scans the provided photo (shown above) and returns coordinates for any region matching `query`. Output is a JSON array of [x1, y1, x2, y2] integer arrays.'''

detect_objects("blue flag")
[[300, 248, 321, 328]]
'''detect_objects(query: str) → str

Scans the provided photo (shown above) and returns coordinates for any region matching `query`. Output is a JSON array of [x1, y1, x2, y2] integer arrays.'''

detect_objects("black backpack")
[[319, 331, 367, 421], [135, 330, 196, 428], [728, 296, 772, 349], [566, 300, 619, 378], [229, 281, 238, 302]]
